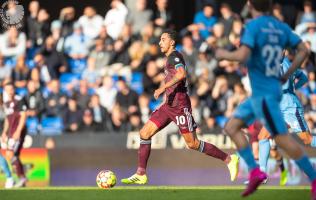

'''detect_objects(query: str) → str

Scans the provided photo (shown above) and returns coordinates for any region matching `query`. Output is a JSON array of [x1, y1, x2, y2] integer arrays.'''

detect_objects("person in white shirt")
[[78, 6, 104, 39], [96, 76, 117, 112], [0, 27, 26, 59], [104, 0, 128, 40]]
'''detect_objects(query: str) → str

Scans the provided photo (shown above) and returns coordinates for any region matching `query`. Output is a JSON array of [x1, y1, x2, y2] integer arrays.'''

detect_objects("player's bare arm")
[[1, 118, 9, 142], [280, 42, 309, 83], [154, 67, 186, 99], [12, 111, 26, 140], [215, 45, 251, 63]]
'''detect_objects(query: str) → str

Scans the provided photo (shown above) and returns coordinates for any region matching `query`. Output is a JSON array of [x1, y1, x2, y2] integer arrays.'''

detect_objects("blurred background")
[[0, 0, 316, 187]]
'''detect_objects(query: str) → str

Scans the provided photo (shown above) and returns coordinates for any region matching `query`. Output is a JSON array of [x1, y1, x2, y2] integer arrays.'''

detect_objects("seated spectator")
[[296, 0, 316, 25], [96, 76, 117, 112], [80, 108, 95, 132], [11, 55, 30, 88], [206, 23, 230, 50], [138, 93, 151, 124], [180, 35, 198, 73], [0, 27, 26, 59], [76, 80, 92, 110], [29, 8, 50, 47], [153, 0, 172, 29], [44, 80, 67, 117], [128, 40, 146, 72], [63, 96, 83, 133], [34, 53, 58, 84], [37, 36, 67, 76], [104, 0, 128, 40], [219, 3, 236, 37], [127, 111, 142, 132], [225, 82, 247, 117], [0, 54, 12, 83], [88, 94, 111, 132], [116, 76, 139, 114], [127, 0, 153, 36], [81, 57, 101, 88], [191, 3, 217, 39], [108, 38, 131, 65], [142, 60, 164, 94], [25, 80, 44, 119], [89, 38, 112, 73], [59, 7, 76, 37], [272, 3, 284, 22], [296, 22, 316, 53], [109, 104, 128, 132], [64, 22, 91, 59], [78, 6, 103, 39]]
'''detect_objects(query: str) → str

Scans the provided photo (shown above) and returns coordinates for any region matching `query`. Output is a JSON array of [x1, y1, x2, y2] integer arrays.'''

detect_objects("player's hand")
[[215, 48, 227, 61], [12, 131, 20, 141], [154, 87, 165, 100]]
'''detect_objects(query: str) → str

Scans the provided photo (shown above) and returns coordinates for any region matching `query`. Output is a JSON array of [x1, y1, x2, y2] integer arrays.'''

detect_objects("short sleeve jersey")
[[240, 15, 301, 97]]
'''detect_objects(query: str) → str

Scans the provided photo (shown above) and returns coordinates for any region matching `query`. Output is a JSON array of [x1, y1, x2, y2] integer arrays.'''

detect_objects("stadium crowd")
[[0, 0, 315, 135]]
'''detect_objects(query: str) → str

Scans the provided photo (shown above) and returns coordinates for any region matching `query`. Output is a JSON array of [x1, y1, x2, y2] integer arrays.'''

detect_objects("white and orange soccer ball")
[[96, 170, 116, 189]]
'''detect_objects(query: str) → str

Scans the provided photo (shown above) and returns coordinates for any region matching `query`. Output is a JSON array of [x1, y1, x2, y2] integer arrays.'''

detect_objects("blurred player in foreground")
[[215, 0, 316, 198], [258, 51, 316, 186], [1, 82, 27, 187], [121, 29, 239, 185]]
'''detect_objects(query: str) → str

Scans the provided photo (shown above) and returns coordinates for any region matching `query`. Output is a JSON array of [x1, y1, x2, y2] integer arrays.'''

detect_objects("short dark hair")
[[162, 29, 178, 44], [250, 0, 272, 13]]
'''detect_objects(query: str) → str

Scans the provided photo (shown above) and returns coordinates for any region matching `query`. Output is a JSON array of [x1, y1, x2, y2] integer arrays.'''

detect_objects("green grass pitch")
[[0, 186, 311, 200]]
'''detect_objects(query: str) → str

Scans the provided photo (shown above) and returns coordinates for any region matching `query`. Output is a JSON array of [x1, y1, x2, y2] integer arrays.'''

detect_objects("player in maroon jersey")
[[121, 30, 239, 184], [1, 82, 27, 187]]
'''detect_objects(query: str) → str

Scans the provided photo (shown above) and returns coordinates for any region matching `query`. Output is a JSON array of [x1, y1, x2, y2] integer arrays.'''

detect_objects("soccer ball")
[[96, 170, 116, 189]]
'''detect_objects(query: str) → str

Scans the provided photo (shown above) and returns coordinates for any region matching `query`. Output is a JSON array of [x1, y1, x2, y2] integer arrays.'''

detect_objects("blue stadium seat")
[[149, 98, 162, 111], [60, 73, 81, 94], [26, 59, 36, 69], [68, 58, 87, 75], [40, 117, 64, 135], [215, 116, 228, 128], [15, 87, 28, 97], [130, 72, 143, 95], [4, 57, 16, 68], [26, 117, 39, 135]]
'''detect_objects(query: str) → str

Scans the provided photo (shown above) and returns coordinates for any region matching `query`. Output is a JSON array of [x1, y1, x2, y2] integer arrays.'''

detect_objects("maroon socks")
[[137, 139, 151, 175], [199, 141, 228, 161]]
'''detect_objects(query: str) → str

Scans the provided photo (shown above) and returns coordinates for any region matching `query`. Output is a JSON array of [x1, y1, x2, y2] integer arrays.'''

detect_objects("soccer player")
[[1, 82, 28, 187], [258, 53, 316, 186], [121, 29, 239, 185], [215, 0, 316, 198]]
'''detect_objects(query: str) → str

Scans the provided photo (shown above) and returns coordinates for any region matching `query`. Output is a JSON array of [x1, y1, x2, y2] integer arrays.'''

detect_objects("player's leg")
[[0, 153, 14, 188], [121, 105, 170, 184], [7, 136, 27, 188], [261, 97, 316, 194], [257, 127, 271, 173], [225, 98, 267, 197], [181, 131, 239, 181], [269, 141, 288, 186]]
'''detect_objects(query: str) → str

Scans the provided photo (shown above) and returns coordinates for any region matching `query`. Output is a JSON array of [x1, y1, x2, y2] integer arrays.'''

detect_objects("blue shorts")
[[233, 96, 287, 136], [282, 107, 309, 133]]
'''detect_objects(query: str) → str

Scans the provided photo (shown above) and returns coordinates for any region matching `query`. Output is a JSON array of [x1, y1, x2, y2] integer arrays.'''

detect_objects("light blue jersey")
[[280, 57, 309, 133], [234, 15, 302, 135]]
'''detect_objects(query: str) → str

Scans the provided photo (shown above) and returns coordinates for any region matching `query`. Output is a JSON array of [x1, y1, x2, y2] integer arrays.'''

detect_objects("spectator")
[[272, 3, 284, 22], [31, 8, 50, 47], [78, 6, 104, 39], [96, 76, 117, 112], [225, 82, 247, 117], [180, 35, 198, 72], [127, 112, 142, 132], [192, 3, 217, 39], [89, 38, 112, 73], [138, 93, 151, 124], [104, 0, 128, 40], [64, 22, 92, 59], [81, 57, 101, 88], [76, 80, 92, 110], [80, 108, 94, 132], [0, 27, 26, 59], [25, 80, 44, 119], [108, 38, 131, 65], [26, 1, 40, 48], [142, 60, 164, 94], [44, 80, 67, 117], [219, 3, 235, 37], [115, 77, 139, 114], [37, 36, 67, 76], [295, 22, 316, 53], [153, 0, 172, 29], [63, 96, 83, 133], [206, 23, 230, 50], [127, 0, 153, 36], [0, 54, 12, 83], [296, 0, 316, 25], [11, 55, 30, 89], [128, 40, 146, 72], [34, 53, 57, 84], [109, 104, 128, 132], [59, 7, 76, 37], [88, 94, 111, 132]]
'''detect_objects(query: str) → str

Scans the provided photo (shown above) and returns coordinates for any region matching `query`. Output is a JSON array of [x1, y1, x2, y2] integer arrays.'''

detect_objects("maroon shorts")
[[149, 104, 197, 134], [248, 121, 262, 144]]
